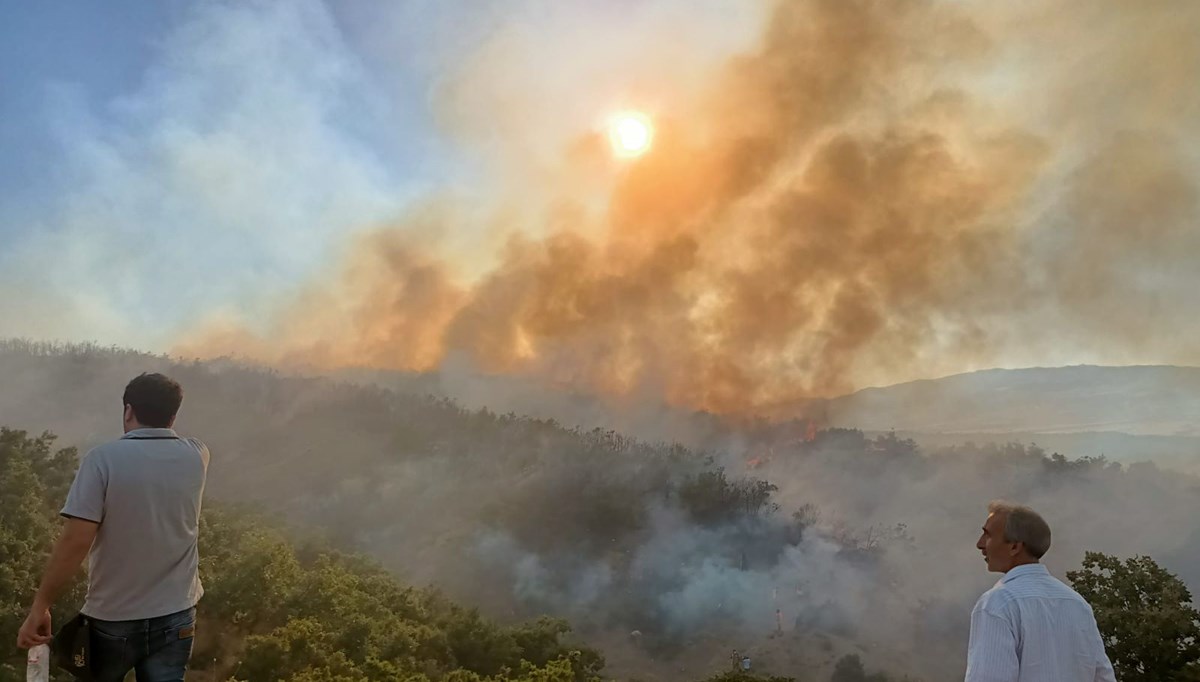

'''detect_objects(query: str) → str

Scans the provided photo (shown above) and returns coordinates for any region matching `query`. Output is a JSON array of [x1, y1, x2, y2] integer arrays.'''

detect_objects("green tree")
[[195, 505, 608, 681], [0, 428, 85, 680], [678, 469, 779, 526], [1068, 552, 1200, 681]]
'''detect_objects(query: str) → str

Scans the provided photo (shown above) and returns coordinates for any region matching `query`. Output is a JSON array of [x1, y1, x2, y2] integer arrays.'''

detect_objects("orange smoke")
[[177, 0, 1196, 417]]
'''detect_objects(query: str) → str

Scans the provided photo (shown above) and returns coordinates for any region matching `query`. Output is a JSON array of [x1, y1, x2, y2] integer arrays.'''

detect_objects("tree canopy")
[[1069, 552, 1200, 681]]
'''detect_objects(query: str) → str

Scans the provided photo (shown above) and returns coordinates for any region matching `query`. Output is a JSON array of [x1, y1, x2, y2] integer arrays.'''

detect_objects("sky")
[[0, 1, 458, 337], [1, 0, 1198, 413], [0, 0, 760, 344]]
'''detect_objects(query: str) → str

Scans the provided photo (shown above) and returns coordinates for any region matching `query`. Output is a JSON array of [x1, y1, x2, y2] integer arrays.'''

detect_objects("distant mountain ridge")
[[825, 365, 1200, 437]]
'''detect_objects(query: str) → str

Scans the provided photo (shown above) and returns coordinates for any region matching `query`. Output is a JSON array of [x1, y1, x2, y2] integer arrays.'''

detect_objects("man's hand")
[[17, 517, 99, 649], [16, 606, 52, 649]]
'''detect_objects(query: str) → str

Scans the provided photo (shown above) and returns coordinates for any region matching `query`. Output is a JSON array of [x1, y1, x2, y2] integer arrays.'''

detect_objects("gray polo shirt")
[[61, 428, 209, 621]]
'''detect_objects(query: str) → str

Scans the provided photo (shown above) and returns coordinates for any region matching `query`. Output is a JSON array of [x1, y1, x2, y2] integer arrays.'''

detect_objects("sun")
[[609, 111, 653, 158]]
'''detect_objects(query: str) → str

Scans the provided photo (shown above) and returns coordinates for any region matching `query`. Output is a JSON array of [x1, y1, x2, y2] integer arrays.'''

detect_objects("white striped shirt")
[[965, 563, 1116, 682]]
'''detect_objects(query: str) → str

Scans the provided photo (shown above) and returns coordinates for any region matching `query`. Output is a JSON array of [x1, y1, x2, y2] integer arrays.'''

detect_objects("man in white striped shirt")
[[965, 501, 1116, 682]]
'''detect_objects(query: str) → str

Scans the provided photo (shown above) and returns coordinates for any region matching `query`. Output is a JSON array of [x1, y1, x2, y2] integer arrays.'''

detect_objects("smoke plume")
[[175, 0, 1200, 418]]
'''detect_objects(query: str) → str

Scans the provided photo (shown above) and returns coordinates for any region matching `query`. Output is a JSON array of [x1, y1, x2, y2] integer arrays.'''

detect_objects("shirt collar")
[[1002, 562, 1049, 583], [121, 427, 178, 439]]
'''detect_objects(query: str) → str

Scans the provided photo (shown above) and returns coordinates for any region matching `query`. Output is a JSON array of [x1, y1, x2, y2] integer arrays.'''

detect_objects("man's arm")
[[964, 605, 1020, 682], [15, 518, 99, 649], [1094, 656, 1117, 682]]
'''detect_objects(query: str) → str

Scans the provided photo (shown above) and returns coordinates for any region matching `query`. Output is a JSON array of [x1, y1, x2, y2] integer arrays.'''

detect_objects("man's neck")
[[125, 421, 172, 433], [1005, 558, 1040, 573]]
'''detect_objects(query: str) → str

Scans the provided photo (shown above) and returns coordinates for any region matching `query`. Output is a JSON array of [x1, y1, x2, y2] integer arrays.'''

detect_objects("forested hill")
[[2, 340, 1200, 681], [0, 428, 604, 681], [1, 427, 901, 682]]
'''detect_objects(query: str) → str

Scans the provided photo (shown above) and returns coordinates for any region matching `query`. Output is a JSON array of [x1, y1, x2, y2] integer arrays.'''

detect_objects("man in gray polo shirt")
[[16, 372, 209, 681]]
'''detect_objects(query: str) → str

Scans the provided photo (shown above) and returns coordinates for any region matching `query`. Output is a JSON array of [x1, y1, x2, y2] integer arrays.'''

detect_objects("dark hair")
[[122, 373, 184, 428]]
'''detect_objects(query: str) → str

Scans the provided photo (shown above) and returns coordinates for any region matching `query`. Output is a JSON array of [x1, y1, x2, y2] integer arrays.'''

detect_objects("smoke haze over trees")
[[2, 341, 1198, 680], [1, 427, 606, 681]]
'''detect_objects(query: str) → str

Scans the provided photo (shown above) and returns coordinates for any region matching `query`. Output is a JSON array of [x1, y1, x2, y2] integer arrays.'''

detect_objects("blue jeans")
[[88, 607, 196, 682]]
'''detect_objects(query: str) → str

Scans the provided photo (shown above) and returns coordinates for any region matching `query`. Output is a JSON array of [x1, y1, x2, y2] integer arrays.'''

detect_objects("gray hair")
[[988, 500, 1052, 559]]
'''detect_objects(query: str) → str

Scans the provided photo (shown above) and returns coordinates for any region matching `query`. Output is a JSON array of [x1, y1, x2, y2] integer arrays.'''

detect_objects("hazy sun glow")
[[609, 111, 653, 157]]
